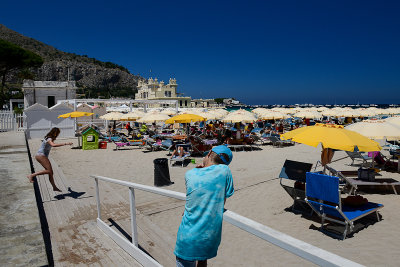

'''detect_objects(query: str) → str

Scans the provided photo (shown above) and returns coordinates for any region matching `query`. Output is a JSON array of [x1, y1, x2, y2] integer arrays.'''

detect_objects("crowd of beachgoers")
[[91, 106, 400, 158]]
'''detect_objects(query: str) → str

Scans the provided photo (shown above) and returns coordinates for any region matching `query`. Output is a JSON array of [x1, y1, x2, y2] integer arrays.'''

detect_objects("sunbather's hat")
[[212, 145, 233, 165]]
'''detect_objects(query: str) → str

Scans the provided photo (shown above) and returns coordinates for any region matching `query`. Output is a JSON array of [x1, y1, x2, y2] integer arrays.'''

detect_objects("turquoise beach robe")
[[174, 164, 234, 261]]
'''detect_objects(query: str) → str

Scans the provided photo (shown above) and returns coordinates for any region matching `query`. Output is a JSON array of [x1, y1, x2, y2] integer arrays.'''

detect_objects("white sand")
[[31, 138, 400, 266]]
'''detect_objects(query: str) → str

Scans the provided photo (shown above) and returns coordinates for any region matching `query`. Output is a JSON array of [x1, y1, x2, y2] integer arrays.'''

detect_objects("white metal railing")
[[0, 111, 26, 132], [92, 175, 364, 267]]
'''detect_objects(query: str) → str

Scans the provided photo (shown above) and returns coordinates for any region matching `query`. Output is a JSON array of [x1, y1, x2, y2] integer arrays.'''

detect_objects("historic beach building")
[[135, 78, 216, 108], [22, 80, 77, 108], [135, 78, 191, 107]]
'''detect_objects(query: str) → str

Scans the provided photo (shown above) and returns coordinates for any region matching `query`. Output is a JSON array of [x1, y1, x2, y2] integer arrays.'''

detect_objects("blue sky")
[[2, 0, 400, 105]]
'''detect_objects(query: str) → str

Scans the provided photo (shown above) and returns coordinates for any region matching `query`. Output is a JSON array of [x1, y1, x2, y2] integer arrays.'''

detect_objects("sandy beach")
[[29, 138, 400, 266]]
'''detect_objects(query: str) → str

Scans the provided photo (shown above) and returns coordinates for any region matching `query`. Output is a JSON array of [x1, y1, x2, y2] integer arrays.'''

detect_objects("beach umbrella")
[[382, 108, 399, 115], [281, 123, 381, 152], [384, 116, 400, 127], [196, 112, 219, 121], [357, 109, 378, 117], [316, 107, 329, 111], [100, 112, 124, 120], [258, 111, 287, 120], [137, 113, 170, 123], [120, 111, 145, 121], [293, 111, 322, 119], [321, 109, 339, 117], [58, 111, 94, 118], [334, 109, 361, 118], [345, 119, 400, 141], [165, 113, 206, 124], [221, 112, 257, 123], [251, 108, 269, 115], [161, 109, 177, 115]]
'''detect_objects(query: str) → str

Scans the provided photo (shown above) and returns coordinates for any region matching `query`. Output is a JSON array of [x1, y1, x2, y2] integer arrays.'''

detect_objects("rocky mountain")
[[0, 24, 144, 98]]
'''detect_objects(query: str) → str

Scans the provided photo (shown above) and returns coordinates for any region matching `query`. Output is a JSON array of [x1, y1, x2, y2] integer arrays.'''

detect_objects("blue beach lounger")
[[305, 172, 383, 239]]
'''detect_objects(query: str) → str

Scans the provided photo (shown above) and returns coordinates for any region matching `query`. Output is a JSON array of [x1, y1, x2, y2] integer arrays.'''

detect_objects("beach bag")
[[358, 168, 376, 182]]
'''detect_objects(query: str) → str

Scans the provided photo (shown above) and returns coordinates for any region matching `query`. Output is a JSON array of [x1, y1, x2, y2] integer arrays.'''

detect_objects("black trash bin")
[[154, 158, 173, 186]]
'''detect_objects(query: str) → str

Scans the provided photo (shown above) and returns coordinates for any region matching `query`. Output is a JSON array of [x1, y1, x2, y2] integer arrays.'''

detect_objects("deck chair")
[[268, 136, 286, 147], [170, 144, 192, 167], [279, 160, 313, 214], [160, 139, 174, 154], [188, 136, 213, 156], [346, 151, 372, 168], [305, 172, 383, 239]]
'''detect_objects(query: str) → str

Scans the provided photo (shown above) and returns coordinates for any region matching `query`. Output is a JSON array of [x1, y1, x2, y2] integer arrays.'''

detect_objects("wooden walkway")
[[29, 143, 178, 266]]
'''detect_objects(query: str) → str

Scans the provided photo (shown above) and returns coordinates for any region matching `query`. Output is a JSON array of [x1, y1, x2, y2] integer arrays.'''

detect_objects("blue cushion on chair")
[[306, 172, 339, 204]]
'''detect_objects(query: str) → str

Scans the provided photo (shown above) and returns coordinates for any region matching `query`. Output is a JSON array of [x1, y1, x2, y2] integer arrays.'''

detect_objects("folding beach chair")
[[346, 151, 372, 168], [305, 172, 383, 239], [279, 160, 313, 214]]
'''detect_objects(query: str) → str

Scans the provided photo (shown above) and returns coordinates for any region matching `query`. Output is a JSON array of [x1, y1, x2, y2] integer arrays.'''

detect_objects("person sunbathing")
[[170, 146, 189, 159]]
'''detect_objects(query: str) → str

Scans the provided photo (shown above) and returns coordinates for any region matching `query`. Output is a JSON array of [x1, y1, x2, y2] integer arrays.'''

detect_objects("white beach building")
[[22, 80, 77, 109]]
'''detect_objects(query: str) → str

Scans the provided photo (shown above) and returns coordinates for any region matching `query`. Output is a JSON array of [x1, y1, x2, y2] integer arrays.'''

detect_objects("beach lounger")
[[279, 160, 313, 214], [325, 165, 400, 195], [170, 144, 192, 167], [268, 136, 286, 147], [227, 144, 245, 151], [346, 151, 372, 168], [305, 172, 383, 239]]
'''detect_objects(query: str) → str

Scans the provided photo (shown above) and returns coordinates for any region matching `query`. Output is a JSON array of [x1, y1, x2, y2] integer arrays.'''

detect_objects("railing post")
[[129, 187, 138, 247], [95, 178, 101, 219]]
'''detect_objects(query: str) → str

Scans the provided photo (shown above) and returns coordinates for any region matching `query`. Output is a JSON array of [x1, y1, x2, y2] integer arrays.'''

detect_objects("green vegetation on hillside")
[[0, 39, 43, 106]]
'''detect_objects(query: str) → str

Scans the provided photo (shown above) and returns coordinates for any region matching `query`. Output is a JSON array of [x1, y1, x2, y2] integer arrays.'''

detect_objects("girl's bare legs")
[[27, 155, 61, 192]]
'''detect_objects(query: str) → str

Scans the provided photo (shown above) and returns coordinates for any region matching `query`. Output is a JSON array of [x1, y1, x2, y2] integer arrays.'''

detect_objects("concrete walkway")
[[0, 132, 47, 266]]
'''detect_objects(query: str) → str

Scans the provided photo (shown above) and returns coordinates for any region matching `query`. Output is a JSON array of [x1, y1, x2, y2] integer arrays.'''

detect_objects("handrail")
[[91, 174, 364, 267]]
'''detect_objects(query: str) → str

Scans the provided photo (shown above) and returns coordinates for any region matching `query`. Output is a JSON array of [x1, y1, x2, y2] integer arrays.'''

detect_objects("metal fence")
[[92, 175, 364, 267], [0, 111, 26, 132]]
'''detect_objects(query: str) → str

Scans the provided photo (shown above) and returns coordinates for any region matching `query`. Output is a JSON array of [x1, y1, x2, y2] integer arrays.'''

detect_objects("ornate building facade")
[[135, 78, 192, 107]]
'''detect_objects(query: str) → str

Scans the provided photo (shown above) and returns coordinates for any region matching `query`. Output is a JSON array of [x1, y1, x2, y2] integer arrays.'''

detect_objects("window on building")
[[164, 91, 171, 97], [180, 100, 183, 107], [47, 96, 55, 108], [185, 100, 187, 106]]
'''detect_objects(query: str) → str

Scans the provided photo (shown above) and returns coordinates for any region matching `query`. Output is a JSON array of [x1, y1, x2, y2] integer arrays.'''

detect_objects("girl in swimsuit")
[[27, 127, 73, 191]]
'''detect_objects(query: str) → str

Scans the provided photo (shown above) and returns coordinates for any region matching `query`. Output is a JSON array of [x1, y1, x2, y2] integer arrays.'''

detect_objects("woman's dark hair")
[[45, 127, 60, 140], [209, 151, 229, 165]]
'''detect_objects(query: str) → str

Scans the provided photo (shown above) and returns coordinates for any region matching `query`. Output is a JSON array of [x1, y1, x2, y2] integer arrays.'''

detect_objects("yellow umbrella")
[[165, 113, 206, 124], [58, 111, 94, 118], [281, 123, 381, 152]]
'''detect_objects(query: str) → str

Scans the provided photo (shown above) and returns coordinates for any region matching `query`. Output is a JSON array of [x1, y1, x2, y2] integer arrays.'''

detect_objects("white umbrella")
[[334, 110, 362, 118], [258, 111, 288, 120], [120, 111, 145, 121], [345, 119, 400, 141], [222, 112, 257, 123], [161, 109, 177, 115], [293, 111, 322, 119], [385, 116, 400, 127], [100, 112, 123, 120], [137, 113, 170, 123], [197, 112, 219, 120]]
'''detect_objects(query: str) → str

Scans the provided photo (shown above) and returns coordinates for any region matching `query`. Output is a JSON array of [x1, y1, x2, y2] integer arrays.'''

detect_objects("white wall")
[[25, 103, 75, 139]]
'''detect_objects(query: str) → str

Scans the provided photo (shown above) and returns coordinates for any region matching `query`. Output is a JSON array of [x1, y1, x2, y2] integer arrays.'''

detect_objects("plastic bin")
[[99, 141, 107, 149], [153, 158, 173, 186]]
